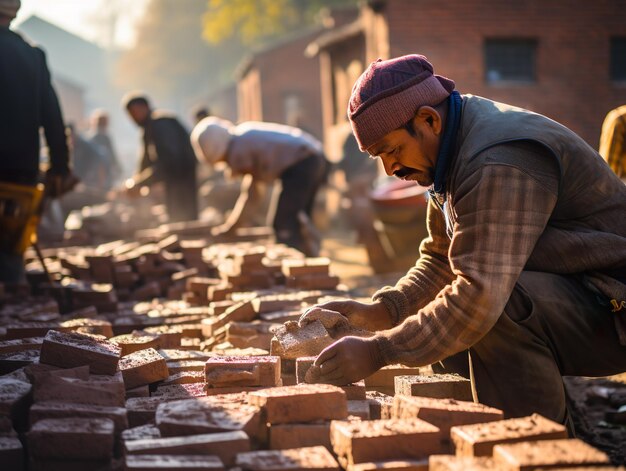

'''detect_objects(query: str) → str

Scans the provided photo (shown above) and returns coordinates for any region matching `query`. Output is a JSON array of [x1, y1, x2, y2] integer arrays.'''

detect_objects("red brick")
[[451, 414, 567, 457], [158, 349, 213, 362], [155, 395, 264, 441], [0, 337, 44, 354], [493, 439, 610, 470], [364, 365, 423, 395], [28, 417, 114, 460], [392, 396, 503, 439], [60, 318, 113, 338], [110, 333, 160, 356], [119, 348, 169, 390], [152, 382, 207, 400], [39, 330, 120, 375], [282, 258, 331, 277], [428, 455, 497, 470], [124, 454, 225, 471], [124, 431, 250, 467], [205, 355, 280, 388], [394, 374, 472, 401], [269, 422, 332, 450], [367, 392, 395, 420], [29, 401, 128, 434], [235, 446, 340, 471], [331, 419, 442, 467], [166, 360, 206, 375], [0, 436, 23, 471], [34, 374, 125, 407], [348, 460, 429, 471], [248, 384, 348, 424], [270, 321, 333, 360]]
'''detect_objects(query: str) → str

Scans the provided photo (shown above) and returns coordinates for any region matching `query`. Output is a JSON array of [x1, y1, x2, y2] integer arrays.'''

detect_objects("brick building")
[[237, 8, 359, 140], [308, 0, 626, 159]]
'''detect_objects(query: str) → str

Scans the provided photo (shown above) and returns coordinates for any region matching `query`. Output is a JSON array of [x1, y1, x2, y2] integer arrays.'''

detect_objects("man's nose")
[[381, 155, 397, 177]]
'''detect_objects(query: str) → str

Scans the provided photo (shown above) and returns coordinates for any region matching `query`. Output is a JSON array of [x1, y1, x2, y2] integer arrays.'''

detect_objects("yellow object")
[[599, 104, 626, 178], [0, 181, 44, 254]]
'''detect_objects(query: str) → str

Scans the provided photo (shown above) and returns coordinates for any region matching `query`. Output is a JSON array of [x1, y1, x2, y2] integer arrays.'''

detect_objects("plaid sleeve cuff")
[[373, 332, 402, 365]]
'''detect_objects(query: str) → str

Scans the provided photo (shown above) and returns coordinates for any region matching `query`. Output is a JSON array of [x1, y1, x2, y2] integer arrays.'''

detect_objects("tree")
[[203, 0, 357, 46]]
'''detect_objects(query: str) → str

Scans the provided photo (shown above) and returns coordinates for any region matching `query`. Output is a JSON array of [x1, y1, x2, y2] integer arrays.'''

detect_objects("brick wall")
[[381, 0, 626, 146]]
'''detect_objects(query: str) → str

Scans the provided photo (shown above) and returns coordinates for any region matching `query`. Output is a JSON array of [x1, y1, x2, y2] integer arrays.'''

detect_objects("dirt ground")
[[321, 230, 626, 465]]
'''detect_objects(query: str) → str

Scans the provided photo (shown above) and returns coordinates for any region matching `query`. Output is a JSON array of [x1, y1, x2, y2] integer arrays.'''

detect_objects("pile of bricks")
[[0, 229, 621, 469]]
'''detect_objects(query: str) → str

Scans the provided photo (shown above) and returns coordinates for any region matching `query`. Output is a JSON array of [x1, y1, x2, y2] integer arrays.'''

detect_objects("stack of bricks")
[[0, 230, 621, 469]]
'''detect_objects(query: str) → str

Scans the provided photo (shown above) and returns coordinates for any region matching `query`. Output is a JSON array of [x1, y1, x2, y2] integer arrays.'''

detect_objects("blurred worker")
[[191, 118, 328, 255], [0, 0, 77, 283], [67, 124, 107, 190], [123, 93, 198, 222], [599, 104, 626, 179], [87, 109, 122, 190], [301, 54, 626, 424]]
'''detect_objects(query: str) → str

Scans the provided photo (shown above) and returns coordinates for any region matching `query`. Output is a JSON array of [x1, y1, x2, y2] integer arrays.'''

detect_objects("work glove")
[[313, 335, 386, 386]]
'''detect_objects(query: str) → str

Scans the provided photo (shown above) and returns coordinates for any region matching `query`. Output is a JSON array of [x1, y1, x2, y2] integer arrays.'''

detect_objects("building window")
[[610, 37, 626, 81], [485, 39, 537, 83]]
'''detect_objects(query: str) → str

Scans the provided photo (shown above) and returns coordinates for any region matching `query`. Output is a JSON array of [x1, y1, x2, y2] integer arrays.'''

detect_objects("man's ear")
[[415, 106, 443, 136]]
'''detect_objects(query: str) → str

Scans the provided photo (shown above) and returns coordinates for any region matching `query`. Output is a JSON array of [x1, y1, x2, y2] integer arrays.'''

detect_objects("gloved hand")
[[300, 299, 393, 331], [313, 335, 386, 385], [44, 171, 79, 198]]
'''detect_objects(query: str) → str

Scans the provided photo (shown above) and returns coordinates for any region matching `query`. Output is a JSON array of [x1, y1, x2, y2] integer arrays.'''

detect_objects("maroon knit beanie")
[[348, 54, 455, 151]]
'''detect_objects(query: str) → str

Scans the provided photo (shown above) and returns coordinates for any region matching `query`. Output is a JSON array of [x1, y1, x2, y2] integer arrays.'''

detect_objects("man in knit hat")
[[191, 118, 328, 256], [302, 54, 626, 424], [0, 0, 77, 283]]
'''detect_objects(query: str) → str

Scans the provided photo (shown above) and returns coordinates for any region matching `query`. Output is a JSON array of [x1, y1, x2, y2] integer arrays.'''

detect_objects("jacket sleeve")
[[38, 48, 69, 175], [372, 150, 559, 367]]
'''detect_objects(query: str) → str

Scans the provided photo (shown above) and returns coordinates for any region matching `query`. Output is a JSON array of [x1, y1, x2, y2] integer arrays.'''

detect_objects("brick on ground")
[[392, 395, 503, 440], [0, 377, 32, 418], [155, 394, 264, 442], [34, 373, 125, 407], [366, 392, 394, 420], [126, 385, 150, 398], [119, 347, 169, 389], [60, 318, 113, 338], [0, 337, 44, 354], [0, 436, 23, 470], [160, 370, 205, 386], [227, 321, 280, 350], [0, 349, 40, 374], [451, 413, 567, 457], [167, 360, 206, 375], [121, 423, 161, 442], [364, 365, 424, 395], [492, 439, 611, 470], [248, 384, 348, 424], [205, 355, 280, 388], [269, 422, 332, 450], [30, 401, 128, 434], [331, 418, 442, 468], [235, 446, 340, 471], [158, 349, 214, 362], [27, 364, 90, 386], [152, 382, 207, 399], [428, 455, 498, 470], [394, 374, 472, 401], [124, 430, 249, 467], [39, 330, 120, 375], [110, 333, 160, 356], [124, 454, 225, 471], [28, 417, 115, 460], [347, 460, 429, 471]]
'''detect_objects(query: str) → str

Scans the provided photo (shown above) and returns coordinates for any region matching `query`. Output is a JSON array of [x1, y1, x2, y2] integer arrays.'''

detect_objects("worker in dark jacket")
[[123, 93, 198, 222], [0, 0, 76, 283]]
